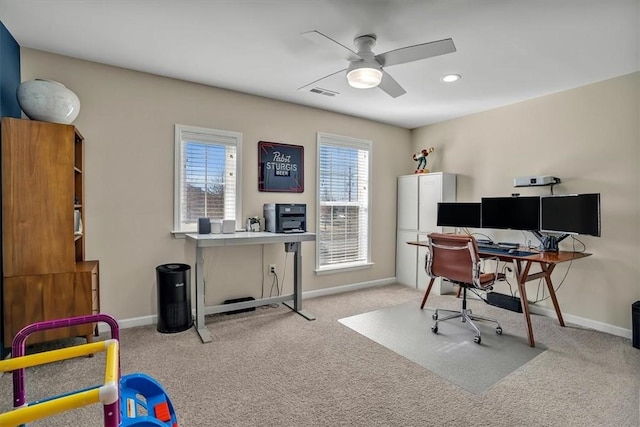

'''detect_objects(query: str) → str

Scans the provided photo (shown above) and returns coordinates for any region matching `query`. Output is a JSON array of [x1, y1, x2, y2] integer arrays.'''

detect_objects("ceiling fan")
[[299, 30, 456, 98]]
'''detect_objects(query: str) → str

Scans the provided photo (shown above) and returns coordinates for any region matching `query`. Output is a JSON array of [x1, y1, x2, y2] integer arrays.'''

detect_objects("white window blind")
[[174, 125, 242, 232], [317, 133, 371, 270]]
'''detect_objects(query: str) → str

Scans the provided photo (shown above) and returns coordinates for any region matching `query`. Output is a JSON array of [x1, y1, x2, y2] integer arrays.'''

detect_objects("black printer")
[[264, 204, 306, 233]]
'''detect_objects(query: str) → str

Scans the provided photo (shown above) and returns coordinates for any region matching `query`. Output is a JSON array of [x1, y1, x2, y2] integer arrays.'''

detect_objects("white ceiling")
[[1, 0, 638, 129]]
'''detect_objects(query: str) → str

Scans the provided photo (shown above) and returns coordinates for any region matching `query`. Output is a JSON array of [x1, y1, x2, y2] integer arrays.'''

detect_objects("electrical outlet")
[[505, 267, 515, 279], [268, 264, 276, 275]]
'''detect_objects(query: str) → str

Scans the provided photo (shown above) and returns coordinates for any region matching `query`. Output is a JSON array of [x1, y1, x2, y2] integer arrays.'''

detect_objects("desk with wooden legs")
[[408, 241, 591, 347], [186, 232, 316, 343]]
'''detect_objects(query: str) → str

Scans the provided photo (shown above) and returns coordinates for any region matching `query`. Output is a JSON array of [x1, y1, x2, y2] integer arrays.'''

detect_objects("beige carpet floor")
[[1, 284, 639, 426]]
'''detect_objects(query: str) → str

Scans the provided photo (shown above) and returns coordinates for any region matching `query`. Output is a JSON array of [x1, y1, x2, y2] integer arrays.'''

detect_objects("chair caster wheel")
[[431, 325, 438, 334], [432, 313, 438, 320], [474, 335, 481, 344], [496, 327, 503, 335]]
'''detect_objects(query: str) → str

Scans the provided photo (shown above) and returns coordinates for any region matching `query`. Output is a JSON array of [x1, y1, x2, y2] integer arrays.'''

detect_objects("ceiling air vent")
[[310, 87, 339, 97]]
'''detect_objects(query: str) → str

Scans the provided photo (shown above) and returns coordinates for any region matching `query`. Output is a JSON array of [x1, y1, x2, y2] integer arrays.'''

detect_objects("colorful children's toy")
[[413, 147, 435, 173], [0, 314, 179, 427]]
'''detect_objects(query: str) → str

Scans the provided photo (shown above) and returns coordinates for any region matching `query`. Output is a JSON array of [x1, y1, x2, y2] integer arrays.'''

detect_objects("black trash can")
[[156, 263, 193, 333], [633, 301, 640, 349]]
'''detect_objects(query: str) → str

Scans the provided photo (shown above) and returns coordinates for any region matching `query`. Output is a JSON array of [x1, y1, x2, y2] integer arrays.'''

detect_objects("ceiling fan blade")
[[375, 38, 456, 67], [378, 70, 406, 98], [301, 30, 362, 62], [297, 68, 347, 91]]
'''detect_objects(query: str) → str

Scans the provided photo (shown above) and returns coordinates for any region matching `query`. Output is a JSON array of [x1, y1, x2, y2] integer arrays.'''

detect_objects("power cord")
[[456, 227, 472, 235], [501, 263, 517, 297], [471, 232, 495, 243], [531, 237, 582, 303], [261, 246, 281, 309], [570, 235, 587, 253], [468, 286, 490, 303], [268, 272, 280, 308], [521, 231, 536, 249], [281, 252, 290, 296]]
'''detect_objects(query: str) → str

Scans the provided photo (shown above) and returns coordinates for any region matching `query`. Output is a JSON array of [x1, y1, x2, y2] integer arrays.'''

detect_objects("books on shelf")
[[74, 209, 83, 235]]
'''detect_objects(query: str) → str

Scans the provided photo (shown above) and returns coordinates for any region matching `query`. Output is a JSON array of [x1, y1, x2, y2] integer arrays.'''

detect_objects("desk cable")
[[521, 231, 537, 250], [500, 263, 517, 298], [281, 252, 290, 297], [457, 227, 472, 236], [260, 245, 282, 309], [467, 259, 513, 304], [532, 236, 585, 303], [267, 252, 291, 307], [471, 231, 495, 243], [269, 272, 280, 301], [261, 245, 276, 309], [467, 286, 490, 303]]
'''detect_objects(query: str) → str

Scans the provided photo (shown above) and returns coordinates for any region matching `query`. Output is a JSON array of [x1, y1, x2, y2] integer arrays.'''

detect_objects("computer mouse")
[[508, 249, 516, 254]]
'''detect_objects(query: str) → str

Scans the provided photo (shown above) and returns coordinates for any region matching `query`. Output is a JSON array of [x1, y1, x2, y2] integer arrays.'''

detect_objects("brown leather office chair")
[[422, 232, 503, 344]]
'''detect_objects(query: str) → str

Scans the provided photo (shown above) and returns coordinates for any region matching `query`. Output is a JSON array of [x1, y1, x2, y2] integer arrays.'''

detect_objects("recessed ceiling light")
[[441, 74, 461, 83]]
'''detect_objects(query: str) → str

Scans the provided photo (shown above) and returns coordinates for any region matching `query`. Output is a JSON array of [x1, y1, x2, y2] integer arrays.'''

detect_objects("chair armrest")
[[424, 247, 435, 278], [481, 256, 507, 283]]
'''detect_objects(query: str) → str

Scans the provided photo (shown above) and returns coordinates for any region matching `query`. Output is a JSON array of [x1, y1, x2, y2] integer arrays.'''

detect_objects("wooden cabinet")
[[76, 261, 100, 318], [1, 118, 99, 348], [3, 273, 93, 344], [2, 119, 76, 276]]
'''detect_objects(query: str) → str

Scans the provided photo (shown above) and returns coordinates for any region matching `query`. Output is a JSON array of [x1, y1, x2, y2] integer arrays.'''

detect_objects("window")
[[316, 132, 372, 272], [174, 124, 242, 233]]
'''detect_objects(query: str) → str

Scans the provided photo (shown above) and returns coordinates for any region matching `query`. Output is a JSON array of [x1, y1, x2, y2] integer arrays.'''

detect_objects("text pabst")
[[266, 151, 297, 177]]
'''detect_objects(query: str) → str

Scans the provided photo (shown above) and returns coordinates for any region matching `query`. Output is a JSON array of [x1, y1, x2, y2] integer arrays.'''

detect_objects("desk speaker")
[[197, 218, 211, 234], [222, 219, 235, 234]]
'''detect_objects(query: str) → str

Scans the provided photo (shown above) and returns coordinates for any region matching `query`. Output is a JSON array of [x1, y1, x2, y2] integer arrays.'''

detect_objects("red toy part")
[[154, 402, 171, 422]]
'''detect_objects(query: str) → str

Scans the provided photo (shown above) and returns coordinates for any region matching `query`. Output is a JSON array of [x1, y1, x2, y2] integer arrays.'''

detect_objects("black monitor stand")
[[532, 231, 569, 252]]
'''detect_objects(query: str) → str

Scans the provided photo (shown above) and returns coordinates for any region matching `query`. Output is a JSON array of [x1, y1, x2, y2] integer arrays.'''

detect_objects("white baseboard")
[[528, 304, 632, 340], [99, 277, 395, 333], [398, 281, 632, 340], [101, 278, 633, 341], [301, 277, 396, 299], [98, 314, 157, 333]]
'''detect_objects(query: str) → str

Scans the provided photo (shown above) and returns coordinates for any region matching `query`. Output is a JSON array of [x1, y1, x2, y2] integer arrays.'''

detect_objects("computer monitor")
[[481, 196, 540, 231], [540, 193, 601, 236], [437, 202, 481, 228]]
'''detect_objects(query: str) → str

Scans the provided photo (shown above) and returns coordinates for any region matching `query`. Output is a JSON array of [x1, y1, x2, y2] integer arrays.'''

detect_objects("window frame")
[[315, 132, 373, 274], [173, 124, 242, 235]]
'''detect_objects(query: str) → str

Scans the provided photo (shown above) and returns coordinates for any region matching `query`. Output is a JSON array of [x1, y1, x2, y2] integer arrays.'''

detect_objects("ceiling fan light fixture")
[[347, 67, 383, 89], [441, 74, 461, 83]]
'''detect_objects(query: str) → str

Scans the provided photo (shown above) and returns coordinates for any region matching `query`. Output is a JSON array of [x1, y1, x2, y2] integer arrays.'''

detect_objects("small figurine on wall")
[[413, 147, 435, 173]]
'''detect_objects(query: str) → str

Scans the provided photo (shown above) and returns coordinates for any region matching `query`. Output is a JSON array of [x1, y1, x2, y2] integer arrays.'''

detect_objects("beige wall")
[[20, 48, 410, 321], [18, 48, 639, 332], [412, 72, 640, 330]]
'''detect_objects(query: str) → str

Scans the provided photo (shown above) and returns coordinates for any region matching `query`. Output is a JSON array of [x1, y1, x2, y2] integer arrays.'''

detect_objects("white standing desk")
[[185, 231, 316, 343]]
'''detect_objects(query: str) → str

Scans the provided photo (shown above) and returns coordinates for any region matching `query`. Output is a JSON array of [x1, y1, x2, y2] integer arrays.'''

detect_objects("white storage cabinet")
[[396, 172, 456, 294]]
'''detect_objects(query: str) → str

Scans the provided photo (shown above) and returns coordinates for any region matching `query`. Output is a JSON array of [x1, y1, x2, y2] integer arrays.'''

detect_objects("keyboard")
[[478, 246, 537, 257], [477, 242, 495, 247]]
